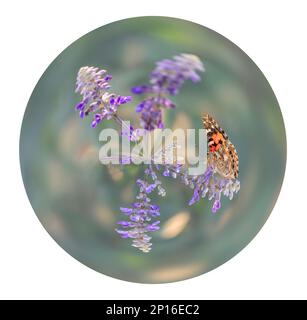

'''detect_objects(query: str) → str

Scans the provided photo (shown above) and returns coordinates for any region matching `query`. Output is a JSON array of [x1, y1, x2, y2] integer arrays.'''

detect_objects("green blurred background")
[[20, 17, 286, 283]]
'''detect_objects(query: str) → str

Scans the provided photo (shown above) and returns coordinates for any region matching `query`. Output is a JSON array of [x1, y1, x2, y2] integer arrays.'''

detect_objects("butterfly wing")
[[203, 114, 239, 179]]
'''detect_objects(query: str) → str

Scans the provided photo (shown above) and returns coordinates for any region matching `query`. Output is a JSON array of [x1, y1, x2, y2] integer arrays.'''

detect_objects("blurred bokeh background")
[[20, 17, 286, 283]]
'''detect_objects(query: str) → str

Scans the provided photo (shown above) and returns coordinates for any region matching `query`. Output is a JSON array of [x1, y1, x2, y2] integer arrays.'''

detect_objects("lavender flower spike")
[[115, 179, 161, 253], [150, 53, 205, 95], [186, 165, 240, 212], [155, 163, 240, 213], [74, 66, 132, 128], [132, 54, 204, 130]]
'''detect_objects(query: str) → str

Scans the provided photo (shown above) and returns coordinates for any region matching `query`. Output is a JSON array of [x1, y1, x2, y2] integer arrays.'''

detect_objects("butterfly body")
[[203, 114, 239, 179]]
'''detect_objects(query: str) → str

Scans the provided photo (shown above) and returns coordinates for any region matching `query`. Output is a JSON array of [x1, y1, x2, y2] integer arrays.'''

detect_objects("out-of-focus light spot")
[[121, 185, 134, 202], [77, 143, 99, 165], [59, 119, 80, 156], [93, 205, 115, 227], [210, 207, 233, 234], [48, 159, 74, 193], [147, 263, 204, 283], [121, 39, 146, 68], [107, 166, 123, 181], [160, 211, 190, 239], [172, 112, 192, 130], [42, 213, 66, 239]]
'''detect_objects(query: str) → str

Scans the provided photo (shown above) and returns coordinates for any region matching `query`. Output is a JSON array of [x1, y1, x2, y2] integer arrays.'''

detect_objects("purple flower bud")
[[189, 188, 200, 206], [135, 209, 146, 215], [104, 74, 112, 81], [136, 102, 145, 112], [162, 98, 176, 109], [79, 110, 85, 118], [145, 184, 157, 194], [149, 210, 160, 217], [91, 120, 97, 128], [119, 96, 132, 104], [212, 199, 221, 213], [168, 87, 178, 95], [146, 221, 160, 232], [204, 166, 214, 182], [117, 221, 133, 228], [120, 207, 133, 214], [163, 170, 170, 177], [75, 101, 85, 110], [133, 202, 142, 208], [130, 214, 141, 222], [150, 205, 160, 211], [189, 72, 201, 82], [115, 229, 129, 238], [131, 85, 149, 94]]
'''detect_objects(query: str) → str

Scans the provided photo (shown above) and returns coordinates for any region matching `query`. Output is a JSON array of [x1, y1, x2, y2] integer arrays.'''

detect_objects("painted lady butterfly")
[[203, 114, 239, 179]]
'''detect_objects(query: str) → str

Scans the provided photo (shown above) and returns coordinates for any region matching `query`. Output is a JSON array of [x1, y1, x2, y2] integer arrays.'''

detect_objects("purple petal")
[[189, 188, 200, 206], [115, 96, 122, 105], [75, 101, 85, 110], [119, 96, 132, 104], [95, 114, 102, 121], [115, 229, 129, 238], [135, 209, 146, 215], [161, 98, 176, 109], [117, 221, 134, 228], [145, 184, 157, 193], [146, 221, 160, 232], [212, 199, 221, 213], [163, 170, 170, 177], [189, 73, 201, 82], [136, 102, 145, 112], [204, 166, 214, 182], [168, 87, 178, 95], [131, 85, 148, 95], [136, 179, 145, 188], [130, 214, 141, 222], [148, 210, 160, 216], [150, 204, 160, 211], [120, 207, 133, 214], [104, 74, 112, 81], [133, 202, 142, 208]]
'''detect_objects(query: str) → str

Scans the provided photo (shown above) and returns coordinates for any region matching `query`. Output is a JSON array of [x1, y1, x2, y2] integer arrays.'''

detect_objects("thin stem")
[[113, 114, 138, 141]]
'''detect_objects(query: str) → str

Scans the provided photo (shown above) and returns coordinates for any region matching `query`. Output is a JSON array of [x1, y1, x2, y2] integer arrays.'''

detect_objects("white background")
[[0, 0, 306, 300]]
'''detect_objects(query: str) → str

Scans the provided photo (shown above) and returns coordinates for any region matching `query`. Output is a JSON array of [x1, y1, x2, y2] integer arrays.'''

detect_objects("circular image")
[[20, 17, 286, 283]]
